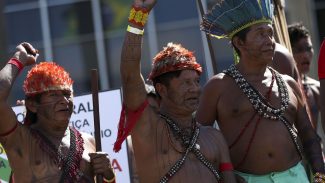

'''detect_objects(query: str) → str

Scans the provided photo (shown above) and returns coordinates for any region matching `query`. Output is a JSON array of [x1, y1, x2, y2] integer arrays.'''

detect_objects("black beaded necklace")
[[224, 65, 289, 120], [159, 113, 221, 183], [223, 65, 303, 157]]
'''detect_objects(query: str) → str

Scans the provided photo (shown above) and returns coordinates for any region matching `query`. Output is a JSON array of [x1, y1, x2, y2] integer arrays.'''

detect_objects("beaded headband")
[[23, 62, 73, 96], [148, 42, 202, 81]]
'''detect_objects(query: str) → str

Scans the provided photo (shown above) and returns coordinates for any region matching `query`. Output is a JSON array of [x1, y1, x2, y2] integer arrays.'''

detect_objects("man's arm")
[[213, 130, 237, 183], [196, 75, 222, 126], [0, 43, 36, 141], [120, 0, 156, 135], [287, 77, 325, 173]]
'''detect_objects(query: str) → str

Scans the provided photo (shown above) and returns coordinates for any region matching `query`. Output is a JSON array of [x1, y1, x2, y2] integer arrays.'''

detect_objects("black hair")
[[288, 22, 310, 47], [152, 70, 182, 98], [24, 94, 42, 125], [231, 27, 251, 56]]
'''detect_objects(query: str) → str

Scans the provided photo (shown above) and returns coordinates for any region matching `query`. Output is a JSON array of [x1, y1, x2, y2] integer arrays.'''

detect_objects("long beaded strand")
[[159, 114, 221, 182]]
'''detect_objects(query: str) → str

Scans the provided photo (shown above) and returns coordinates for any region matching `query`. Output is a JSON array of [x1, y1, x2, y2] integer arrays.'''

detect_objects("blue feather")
[[201, 0, 274, 39]]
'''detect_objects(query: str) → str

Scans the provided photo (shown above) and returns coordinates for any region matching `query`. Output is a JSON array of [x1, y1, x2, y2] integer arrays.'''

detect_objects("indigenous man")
[[0, 42, 115, 182], [288, 23, 321, 129], [197, 0, 325, 182], [114, 0, 236, 182]]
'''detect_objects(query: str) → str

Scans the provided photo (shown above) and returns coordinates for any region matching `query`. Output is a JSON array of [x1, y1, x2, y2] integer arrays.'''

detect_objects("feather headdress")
[[201, 0, 274, 39], [23, 62, 73, 96], [148, 42, 202, 80]]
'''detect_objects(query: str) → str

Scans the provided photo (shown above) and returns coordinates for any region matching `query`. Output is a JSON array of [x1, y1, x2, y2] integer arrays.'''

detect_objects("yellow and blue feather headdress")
[[201, 0, 274, 39]]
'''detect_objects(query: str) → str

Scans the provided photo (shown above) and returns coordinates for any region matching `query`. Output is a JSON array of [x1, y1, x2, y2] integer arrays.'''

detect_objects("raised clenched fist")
[[133, 0, 157, 11], [13, 42, 38, 67]]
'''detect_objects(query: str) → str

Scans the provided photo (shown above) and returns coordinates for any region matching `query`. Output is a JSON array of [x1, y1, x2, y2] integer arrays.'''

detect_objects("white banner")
[[0, 89, 130, 183]]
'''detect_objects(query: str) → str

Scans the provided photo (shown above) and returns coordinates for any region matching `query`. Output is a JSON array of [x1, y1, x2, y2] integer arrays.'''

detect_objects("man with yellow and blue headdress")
[[196, 0, 325, 182]]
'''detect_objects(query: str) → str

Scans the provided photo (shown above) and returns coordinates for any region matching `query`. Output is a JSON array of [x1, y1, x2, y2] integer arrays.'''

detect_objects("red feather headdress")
[[23, 62, 73, 96]]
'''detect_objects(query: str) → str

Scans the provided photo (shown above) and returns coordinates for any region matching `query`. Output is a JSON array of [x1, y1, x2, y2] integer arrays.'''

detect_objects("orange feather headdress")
[[23, 62, 73, 96]]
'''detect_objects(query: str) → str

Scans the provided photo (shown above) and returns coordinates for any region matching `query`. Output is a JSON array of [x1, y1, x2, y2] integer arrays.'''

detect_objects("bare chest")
[[134, 122, 219, 183], [12, 133, 94, 183]]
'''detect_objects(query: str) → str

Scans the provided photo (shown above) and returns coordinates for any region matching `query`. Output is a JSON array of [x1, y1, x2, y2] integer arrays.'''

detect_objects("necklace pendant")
[[195, 143, 200, 150]]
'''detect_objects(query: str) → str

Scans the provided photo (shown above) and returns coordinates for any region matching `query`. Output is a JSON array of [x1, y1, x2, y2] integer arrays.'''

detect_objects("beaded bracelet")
[[314, 172, 325, 183], [103, 176, 115, 183], [8, 58, 24, 73], [128, 5, 149, 28], [127, 25, 144, 35]]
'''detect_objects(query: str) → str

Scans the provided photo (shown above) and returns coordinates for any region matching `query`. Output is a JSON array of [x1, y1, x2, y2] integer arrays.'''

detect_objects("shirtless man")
[[115, 0, 236, 182], [0, 42, 115, 182], [288, 23, 320, 128], [197, 0, 325, 182]]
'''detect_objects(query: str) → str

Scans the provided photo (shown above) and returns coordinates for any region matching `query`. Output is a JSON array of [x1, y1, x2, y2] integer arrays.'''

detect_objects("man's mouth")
[[301, 62, 310, 66], [57, 108, 70, 112], [186, 97, 198, 102]]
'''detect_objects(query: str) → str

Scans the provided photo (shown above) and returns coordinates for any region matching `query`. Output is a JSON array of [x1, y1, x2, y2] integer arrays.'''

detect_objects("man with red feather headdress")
[[115, 0, 237, 182], [0, 42, 115, 182]]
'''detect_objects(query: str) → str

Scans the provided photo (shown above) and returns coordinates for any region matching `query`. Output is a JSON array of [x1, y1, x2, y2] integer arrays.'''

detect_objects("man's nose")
[[188, 82, 200, 93], [58, 95, 70, 104], [265, 35, 274, 46]]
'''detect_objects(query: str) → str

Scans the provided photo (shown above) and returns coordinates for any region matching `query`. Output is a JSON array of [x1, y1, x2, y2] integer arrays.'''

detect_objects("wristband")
[[219, 162, 234, 172], [127, 25, 144, 35], [8, 58, 24, 73], [128, 5, 149, 28], [103, 176, 115, 183], [318, 39, 325, 80]]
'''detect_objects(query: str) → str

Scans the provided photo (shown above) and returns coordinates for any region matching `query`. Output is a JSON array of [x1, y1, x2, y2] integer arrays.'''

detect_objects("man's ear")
[[25, 99, 37, 113], [232, 36, 244, 49], [155, 83, 167, 99]]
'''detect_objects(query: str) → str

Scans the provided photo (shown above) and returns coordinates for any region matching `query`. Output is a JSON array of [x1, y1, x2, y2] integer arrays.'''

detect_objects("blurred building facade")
[[0, 0, 324, 105]]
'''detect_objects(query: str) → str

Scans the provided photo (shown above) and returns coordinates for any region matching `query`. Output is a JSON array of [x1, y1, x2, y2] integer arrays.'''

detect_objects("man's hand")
[[89, 152, 115, 180], [133, 0, 157, 12], [13, 42, 38, 67]]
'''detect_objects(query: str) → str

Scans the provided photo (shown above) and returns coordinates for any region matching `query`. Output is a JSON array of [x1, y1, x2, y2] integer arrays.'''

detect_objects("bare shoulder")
[[271, 43, 296, 78], [203, 72, 230, 91]]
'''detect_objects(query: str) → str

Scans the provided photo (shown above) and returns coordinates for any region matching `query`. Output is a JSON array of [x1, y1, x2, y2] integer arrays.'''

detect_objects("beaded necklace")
[[159, 114, 220, 183], [229, 69, 275, 167], [224, 65, 303, 158], [165, 116, 196, 153], [30, 127, 84, 182], [224, 65, 289, 120]]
